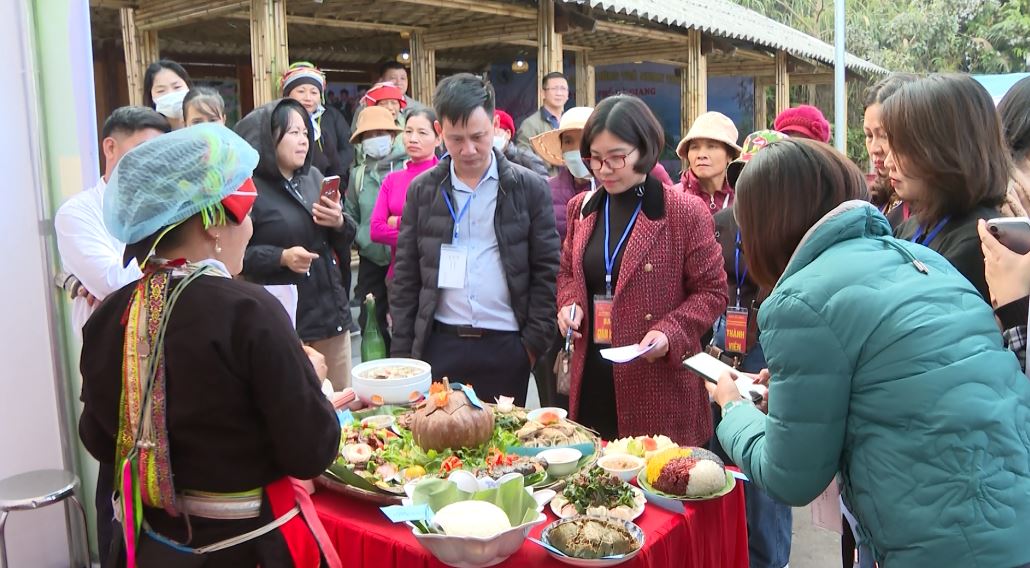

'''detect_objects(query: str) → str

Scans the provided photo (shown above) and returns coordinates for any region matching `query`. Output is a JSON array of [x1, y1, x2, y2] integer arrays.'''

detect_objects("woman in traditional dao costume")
[[79, 124, 343, 567]]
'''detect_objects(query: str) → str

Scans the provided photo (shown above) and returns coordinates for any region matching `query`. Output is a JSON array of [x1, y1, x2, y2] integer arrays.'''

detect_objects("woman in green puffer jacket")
[[709, 139, 1030, 568]]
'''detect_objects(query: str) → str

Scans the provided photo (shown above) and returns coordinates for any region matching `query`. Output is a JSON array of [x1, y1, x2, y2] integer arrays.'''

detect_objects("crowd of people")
[[55, 55, 1030, 568]]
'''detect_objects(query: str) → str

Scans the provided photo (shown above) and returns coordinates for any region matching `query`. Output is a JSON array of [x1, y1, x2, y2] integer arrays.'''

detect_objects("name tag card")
[[437, 244, 467, 290], [593, 295, 614, 345], [724, 307, 749, 354]]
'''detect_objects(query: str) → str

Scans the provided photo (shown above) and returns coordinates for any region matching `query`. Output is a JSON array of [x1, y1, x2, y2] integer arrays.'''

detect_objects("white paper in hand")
[[600, 343, 654, 364]]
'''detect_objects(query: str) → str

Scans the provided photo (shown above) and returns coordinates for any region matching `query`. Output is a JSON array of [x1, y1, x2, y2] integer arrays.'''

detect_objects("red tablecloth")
[[313, 480, 748, 568]]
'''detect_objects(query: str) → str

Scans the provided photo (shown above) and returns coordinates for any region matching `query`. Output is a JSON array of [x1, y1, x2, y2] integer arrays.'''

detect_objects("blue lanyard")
[[734, 230, 748, 308], [441, 190, 473, 243], [604, 195, 643, 296], [910, 215, 951, 246]]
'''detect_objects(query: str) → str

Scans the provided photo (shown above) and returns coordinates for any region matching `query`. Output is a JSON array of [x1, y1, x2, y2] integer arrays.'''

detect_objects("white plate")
[[527, 407, 569, 423], [549, 486, 646, 522]]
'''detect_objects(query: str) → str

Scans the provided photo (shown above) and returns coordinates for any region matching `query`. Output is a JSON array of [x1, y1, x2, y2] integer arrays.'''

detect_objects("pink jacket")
[[370, 156, 440, 278], [673, 169, 734, 214]]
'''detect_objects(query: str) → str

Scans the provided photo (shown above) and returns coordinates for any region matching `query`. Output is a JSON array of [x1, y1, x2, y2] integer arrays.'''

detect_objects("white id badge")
[[437, 244, 468, 289]]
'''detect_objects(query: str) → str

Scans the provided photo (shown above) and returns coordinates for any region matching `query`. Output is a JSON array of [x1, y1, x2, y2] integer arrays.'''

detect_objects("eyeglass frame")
[[585, 148, 638, 172]]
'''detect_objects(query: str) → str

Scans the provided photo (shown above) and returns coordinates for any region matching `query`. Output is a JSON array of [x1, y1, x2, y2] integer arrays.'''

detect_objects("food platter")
[[549, 467, 646, 522], [636, 468, 736, 502], [319, 385, 601, 505]]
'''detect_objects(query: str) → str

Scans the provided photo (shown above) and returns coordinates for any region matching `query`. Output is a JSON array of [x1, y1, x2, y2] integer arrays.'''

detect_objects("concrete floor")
[[349, 275, 841, 567]]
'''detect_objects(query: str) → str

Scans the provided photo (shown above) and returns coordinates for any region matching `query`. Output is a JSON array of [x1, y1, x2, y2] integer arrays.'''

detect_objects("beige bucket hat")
[[530, 106, 595, 167], [350, 106, 402, 143], [676, 111, 742, 159]]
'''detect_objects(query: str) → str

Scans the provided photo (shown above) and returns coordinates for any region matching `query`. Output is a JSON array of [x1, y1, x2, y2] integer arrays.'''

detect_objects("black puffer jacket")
[[320, 106, 355, 178], [390, 149, 561, 359], [503, 143, 550, 180], [235, 99, 357, 342]]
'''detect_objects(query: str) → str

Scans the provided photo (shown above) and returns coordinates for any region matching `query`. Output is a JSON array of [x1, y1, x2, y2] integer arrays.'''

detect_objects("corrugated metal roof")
[[562, 0, 887, 75]]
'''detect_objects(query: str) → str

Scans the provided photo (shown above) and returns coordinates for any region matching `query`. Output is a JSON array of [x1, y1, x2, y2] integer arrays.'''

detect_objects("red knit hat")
[[363, 84, 407, 109], [774, 105, 831, 143], [494, 110, 516, 137]]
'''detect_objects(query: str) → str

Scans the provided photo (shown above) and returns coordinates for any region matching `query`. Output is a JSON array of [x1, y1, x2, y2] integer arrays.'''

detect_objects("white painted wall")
[[0, 0, 75, 565]]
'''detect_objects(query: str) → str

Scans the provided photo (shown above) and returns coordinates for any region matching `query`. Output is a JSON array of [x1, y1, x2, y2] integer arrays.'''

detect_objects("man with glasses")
[[516, 72, 569, 174]]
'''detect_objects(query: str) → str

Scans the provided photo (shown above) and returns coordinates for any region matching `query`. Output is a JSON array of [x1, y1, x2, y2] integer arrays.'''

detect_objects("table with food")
[[311, 358, 749, 567]]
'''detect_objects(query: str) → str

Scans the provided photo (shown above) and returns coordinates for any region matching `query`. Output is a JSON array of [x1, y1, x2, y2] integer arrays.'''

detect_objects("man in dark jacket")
[[391, 73, 560, 405]]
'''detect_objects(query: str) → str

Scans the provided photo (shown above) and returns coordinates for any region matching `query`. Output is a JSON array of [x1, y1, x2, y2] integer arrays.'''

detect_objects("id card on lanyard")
[[724, 230, 749, 354], [438, 188, 472, 290], [593, 195, 642, 345]]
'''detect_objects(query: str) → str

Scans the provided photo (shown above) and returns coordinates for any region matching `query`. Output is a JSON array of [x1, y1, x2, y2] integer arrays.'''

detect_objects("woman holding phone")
[[236, 99, 357, 388]]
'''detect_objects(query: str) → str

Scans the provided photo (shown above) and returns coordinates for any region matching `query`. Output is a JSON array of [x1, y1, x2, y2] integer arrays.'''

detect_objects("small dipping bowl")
[[538, 448, 583, 478], [527, 407, 569, 423], [597, 454, 645, 483]]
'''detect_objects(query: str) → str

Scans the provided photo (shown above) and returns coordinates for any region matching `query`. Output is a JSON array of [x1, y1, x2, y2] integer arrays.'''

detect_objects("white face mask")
[[563, 150, 592, 179], [492, 135, 508, 152], [364, 135, 392, 160], [154, 90, 187, 120]]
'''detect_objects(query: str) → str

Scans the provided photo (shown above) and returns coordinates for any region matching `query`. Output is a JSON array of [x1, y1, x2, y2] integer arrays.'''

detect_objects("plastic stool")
[[0, 469, 89, 568]]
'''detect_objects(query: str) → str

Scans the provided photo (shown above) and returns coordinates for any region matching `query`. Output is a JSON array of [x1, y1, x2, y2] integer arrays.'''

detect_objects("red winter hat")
[[363, 84, 407, 109], [774, 105, 831, 143], [494, 110, 516, 137]]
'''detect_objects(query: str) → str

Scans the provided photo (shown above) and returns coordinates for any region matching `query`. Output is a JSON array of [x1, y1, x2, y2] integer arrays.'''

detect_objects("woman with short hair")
[[884, 74, 1013, 301], [709, 137, 1030, 568], [556, 95, 727, 444], [183, 86, 226, 126]]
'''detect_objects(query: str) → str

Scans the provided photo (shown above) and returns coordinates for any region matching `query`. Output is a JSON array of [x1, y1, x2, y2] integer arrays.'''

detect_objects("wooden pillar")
[[250, 0, 289, 107], [775, 50, 790, 115], [753, 78, 767, 130], [685, 29, 707, 126], [680, 28, 707, 168], [574, 51, 595, 107], [536, 0, 563, 109], [120, 8, 159, 106], [410, 31, 436, 106]]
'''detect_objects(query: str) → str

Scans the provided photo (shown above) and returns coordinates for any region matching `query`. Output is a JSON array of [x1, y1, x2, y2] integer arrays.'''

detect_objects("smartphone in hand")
[[320, 175, 342, 202], [987, 217, 1030, 255]]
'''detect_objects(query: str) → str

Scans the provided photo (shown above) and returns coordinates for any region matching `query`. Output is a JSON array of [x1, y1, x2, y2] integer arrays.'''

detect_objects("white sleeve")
[[54, 199, 141, 301]]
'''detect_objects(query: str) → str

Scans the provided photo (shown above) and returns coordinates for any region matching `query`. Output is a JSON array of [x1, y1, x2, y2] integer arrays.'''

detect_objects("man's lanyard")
[[604, 195, 643, 296], [441, 189, 473, 243], [735, 230, 748, 308], [910, 215, 951, 246]]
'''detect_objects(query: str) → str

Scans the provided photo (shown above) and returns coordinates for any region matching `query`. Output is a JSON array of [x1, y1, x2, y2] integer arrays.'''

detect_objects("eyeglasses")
[[586, 148, 638, 171]]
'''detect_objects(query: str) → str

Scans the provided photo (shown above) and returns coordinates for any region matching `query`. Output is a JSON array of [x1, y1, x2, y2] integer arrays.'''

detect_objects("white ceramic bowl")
[[351, 358, 432, 405], [527, 407, 569, 423], [411, 512, 548, 568], [596, 454, 645, 483], [538, 448, 583, 478]]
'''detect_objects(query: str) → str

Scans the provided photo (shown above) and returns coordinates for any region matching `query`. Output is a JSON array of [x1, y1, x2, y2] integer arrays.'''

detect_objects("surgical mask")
[[563, 150, 592, 179], [364, 135, 392, 160], [154, 90, 187, 120], [492, 135, 508, 152]]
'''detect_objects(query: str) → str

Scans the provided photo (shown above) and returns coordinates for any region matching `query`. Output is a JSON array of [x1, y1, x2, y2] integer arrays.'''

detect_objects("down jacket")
[[235, 99, 357, 342], [718, 201, 1030, 568], [390, 149, 561, 360]]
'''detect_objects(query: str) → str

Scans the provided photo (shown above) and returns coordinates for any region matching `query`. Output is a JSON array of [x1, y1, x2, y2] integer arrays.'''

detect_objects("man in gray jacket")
[[515, 72, 568, 171], [390, 73, 560, 405]]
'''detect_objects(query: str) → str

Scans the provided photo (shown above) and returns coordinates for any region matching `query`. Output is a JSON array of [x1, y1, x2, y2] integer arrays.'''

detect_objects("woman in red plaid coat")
[[557, 96, 727, 446]]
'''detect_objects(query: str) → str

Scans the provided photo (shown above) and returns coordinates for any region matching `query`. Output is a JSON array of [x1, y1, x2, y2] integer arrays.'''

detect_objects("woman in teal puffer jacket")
[[709, 139, 1030, 568]]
